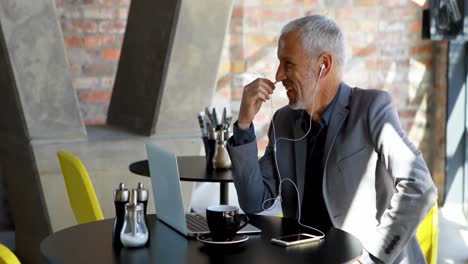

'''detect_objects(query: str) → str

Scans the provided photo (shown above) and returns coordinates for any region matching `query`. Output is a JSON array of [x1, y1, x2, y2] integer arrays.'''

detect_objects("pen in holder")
[[203, 128, 217, 172]]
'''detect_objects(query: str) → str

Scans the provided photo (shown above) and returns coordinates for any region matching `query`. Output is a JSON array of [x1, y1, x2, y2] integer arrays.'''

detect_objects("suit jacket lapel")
[[323, 83, 352, 166]]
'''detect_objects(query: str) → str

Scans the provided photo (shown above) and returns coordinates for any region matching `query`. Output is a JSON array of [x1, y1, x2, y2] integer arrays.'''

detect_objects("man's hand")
[[238, 78, 276, 129]]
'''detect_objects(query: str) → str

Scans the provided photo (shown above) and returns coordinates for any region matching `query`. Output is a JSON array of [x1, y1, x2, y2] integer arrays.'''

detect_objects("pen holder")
[[202, 136, 216, 172]]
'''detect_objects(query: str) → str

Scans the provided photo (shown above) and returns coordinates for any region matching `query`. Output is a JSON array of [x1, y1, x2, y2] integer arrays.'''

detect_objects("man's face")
[[276, 29, 317, 110]]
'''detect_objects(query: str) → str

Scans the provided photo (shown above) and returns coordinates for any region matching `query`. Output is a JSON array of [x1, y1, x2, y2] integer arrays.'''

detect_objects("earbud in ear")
[[317, 63, 326, 79]]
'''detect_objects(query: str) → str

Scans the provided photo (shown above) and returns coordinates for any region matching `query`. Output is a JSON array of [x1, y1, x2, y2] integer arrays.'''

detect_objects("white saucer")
[[197, 234, 249, 245]]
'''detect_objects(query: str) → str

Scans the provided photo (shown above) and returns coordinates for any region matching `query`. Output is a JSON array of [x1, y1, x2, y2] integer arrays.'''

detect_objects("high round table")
[[129, 156, 233, 204], [41, 215, 363, 264]]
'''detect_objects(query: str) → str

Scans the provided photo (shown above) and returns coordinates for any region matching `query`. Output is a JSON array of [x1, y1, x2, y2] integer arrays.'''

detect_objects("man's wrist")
[[237, 120, 252, 130], [231, 121, 255, 147]]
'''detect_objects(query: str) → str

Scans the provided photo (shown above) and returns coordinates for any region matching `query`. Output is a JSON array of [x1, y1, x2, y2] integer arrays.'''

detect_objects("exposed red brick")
[[232, 7, 244, 19], [82, 63, 114, 75], [217, 87, 231, 99], [338, 20, 377, 33], [83, 35, 117, 48], [99, 21, 126, 34], [231, 87, 244, 100], [118, 7, 129, 19], [263, 0, 291, 5], [64, 36, 81, 48], [99, 0, 130, 5], [410, 44, 432, 56], [409, 21, 422, 32], [337, 7, 378, 19], [379, 7, 419, 21], [231, 61, 246, 73], [85, 119, 106, 125], [246, 9, 260, 20], [248, 35, 276, 47], [355, 0, 378, 6], [366, 59, 390, 70], [82, 7, 116, 19], [420, 58, 433, 67], [101, 77, 115, 88], [102, 48, 121, 60], [255, 9, 301, 20], [216, 76, 232, 87], [381, 0, 407, 6], [73, 77, 99, 89], [69, 20, 98, 33], [353, 45, 377, 56], [295, 0, 319, 6], [81, 90, 112, 103]]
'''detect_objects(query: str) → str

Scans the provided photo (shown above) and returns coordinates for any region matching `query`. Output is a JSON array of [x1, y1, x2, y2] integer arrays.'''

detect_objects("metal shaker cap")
[[135, 182, 148, 202], [223, 129, 230, 141], [113, 182, 129, 202], [126, 189, 143, 210], [207, 128, 217, 140]]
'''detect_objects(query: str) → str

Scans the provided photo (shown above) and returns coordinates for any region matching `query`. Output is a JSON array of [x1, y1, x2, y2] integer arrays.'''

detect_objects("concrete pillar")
[[107, 0, 233, 136], [0, 0, 86, 263]]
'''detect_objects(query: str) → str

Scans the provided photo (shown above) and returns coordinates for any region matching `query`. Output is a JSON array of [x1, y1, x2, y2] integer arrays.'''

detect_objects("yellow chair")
[[0, 243, 20, 264], [416, 203, 438, 264], [57, 150, 104, 224]]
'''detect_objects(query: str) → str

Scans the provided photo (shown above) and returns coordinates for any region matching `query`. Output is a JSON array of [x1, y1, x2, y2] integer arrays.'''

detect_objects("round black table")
[[41, 215, 363, 264], [129, 156, 233, 204]]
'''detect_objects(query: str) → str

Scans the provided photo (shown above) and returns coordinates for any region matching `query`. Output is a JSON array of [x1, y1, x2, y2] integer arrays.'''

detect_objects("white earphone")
[[262, 61, 328, 239], [319, 63, 325, 77]]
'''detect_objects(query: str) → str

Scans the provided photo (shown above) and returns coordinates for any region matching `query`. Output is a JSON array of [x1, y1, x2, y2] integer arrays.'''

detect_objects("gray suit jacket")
[[228, 82, 437, 263]]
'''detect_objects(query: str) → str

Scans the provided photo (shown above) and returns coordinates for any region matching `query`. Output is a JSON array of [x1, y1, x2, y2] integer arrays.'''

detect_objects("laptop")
[[146, 143, 261, 238]]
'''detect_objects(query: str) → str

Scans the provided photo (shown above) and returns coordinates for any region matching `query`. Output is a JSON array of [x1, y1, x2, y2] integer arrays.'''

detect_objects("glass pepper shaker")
[[112, 183, 129, 248], [135, 182, 148, 219], [120, 189, 149, 248]]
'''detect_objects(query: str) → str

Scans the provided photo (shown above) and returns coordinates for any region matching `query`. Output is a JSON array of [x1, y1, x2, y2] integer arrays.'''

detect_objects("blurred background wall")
[[54, 0, 447, 199]]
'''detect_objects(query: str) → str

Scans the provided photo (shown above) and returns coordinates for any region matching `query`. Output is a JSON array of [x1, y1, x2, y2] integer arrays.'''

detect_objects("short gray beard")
[[288, 100, 306, 110]]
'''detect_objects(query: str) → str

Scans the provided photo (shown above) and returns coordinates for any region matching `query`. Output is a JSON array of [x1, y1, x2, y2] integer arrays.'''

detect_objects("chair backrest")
[[0, 244, 20, 264], [57, 150, 104, 224], [416, 203, 438, 264]]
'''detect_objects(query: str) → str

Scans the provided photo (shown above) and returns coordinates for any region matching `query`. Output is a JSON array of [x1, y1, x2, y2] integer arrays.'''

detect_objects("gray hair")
[[281, 15, 346, 72]]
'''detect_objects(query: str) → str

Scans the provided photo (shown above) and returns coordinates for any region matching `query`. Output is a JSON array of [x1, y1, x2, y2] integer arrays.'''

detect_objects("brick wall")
[[216, 0, 446, 197], [56, 0, 446, 197], [55, 0, 128, 125]]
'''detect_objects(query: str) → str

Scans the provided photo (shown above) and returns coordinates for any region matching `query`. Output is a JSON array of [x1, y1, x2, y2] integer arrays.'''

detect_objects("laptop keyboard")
[[186, 214, 209, 232]]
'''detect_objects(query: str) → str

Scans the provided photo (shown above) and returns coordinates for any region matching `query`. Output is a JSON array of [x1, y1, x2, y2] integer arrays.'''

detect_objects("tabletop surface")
[[41, 214, 363, 264], [129, 156, 234, 182]]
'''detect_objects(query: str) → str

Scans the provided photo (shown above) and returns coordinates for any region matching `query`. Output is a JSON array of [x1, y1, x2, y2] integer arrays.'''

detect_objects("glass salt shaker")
[[120, 189, 148, 248]]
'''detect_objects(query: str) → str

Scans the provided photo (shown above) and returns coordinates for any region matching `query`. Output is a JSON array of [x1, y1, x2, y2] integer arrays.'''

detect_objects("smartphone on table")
[[270, 233, 322, 246]]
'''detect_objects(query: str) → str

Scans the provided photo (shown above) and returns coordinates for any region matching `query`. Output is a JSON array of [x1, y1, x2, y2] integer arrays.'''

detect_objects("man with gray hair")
[[228, 15, 437, 264]]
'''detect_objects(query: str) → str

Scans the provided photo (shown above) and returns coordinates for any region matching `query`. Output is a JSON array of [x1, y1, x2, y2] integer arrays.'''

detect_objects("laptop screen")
[[146, 143, 188, 235]]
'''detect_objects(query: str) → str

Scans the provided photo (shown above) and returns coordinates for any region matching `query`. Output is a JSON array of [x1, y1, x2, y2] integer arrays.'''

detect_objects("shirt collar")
[[301, 83, 342, 131], [318, 83, 341, 127]]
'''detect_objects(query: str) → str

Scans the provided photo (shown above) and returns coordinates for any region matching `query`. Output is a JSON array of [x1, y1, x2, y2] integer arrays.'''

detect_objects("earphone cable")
[[261, 67, 326, 239]]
